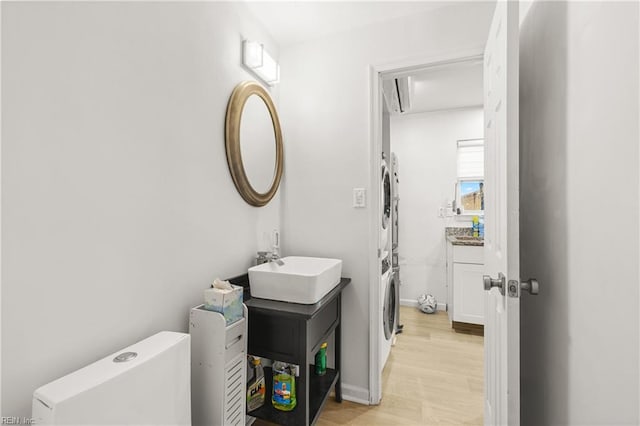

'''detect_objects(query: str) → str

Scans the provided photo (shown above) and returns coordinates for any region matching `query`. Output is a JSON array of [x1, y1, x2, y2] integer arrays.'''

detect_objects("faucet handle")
[[256, 251, 272, 265]]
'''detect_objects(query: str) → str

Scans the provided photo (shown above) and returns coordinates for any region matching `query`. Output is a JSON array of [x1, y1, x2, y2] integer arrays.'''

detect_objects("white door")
[[482, 1, 532, 425]]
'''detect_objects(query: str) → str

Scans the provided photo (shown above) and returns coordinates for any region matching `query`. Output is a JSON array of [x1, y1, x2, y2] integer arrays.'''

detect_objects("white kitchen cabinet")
[[446, 240, 485, 326], [453, 245, 483, 264], [452, 262, 484, 324]]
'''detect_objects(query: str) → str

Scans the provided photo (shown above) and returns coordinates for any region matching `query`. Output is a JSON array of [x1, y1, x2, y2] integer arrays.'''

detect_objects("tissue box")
[[203, 284, 244, 325]]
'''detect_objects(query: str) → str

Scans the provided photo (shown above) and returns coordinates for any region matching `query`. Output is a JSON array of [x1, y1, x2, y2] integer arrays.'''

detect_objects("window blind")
[[457, 139, 484, 179]]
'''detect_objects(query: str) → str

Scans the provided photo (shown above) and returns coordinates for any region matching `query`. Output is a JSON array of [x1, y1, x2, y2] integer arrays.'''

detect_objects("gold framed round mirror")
[[225, 81, 283, 207]]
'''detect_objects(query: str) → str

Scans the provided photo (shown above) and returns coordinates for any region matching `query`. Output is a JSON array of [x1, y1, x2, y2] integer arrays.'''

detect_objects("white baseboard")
[[400, 298, 447, 311], [399, 298, 418, 307], [341, 383, 370, 405]]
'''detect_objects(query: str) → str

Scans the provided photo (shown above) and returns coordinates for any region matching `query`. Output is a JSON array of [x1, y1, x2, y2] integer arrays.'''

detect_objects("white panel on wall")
[[391, 108, 484, 305]]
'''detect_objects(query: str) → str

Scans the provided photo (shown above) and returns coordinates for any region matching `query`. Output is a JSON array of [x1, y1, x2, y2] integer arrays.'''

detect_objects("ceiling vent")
[[382, 77, 412, 114]]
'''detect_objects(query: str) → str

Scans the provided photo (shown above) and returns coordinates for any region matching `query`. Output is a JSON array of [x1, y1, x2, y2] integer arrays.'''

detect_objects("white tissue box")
[[203, 285, 243, 325]]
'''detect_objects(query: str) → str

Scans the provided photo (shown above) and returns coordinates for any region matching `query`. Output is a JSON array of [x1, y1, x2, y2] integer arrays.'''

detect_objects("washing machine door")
[[380, 160, 391, 250], [383, 271, 397, 340]]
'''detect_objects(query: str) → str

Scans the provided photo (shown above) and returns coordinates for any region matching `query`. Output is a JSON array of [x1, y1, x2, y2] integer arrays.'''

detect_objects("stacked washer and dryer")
[[380, 154, 401, 370], [391, 153, 403, 336]]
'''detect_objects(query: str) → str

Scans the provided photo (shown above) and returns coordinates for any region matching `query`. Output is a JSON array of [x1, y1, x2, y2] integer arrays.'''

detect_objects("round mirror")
[[225, 81, 283, 206], [239, 95, 276, 194]]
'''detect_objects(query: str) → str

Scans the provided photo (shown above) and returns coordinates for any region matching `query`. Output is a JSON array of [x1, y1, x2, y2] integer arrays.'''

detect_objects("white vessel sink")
[[248, 256, 342, 304]]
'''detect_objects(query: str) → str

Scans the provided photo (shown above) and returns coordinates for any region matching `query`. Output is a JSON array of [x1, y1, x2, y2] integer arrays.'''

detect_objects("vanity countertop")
[[227, 273, 351, 319], [245, 277, 350, 319], [445, 227, 484, 247]]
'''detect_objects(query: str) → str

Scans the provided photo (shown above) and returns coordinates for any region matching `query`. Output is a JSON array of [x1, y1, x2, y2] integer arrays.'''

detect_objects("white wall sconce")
[[242, 40, 280, 86]]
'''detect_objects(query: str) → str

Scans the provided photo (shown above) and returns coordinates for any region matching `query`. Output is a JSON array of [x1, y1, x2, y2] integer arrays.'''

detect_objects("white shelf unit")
[[190, 304, 248, 426]]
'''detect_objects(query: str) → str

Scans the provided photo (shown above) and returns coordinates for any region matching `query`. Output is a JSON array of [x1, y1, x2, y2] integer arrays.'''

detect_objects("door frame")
[[368, 46, 485, 404]]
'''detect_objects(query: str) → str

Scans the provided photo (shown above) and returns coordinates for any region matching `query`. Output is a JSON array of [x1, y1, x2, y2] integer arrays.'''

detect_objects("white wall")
[[2, 2, 281, 418], [520, 1, 639, 424], [391, 108, 483, 306], [279, 2, 494, 400]]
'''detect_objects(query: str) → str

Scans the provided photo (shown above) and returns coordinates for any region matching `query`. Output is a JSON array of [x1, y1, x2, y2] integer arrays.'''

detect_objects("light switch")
[[353, 188, 366, 208]]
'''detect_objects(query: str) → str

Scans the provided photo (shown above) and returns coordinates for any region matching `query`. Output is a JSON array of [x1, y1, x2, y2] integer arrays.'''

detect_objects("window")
[[456, 139, 484, 215]]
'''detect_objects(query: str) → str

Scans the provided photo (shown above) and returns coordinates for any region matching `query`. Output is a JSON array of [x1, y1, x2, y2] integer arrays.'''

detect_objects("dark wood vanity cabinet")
[[242, 277, 350, 426]]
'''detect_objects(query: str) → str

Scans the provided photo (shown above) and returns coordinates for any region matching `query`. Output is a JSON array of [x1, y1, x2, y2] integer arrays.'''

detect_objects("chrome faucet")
[[270, 229, 284, 266], [256, 251, 270, 264], [271, 251, 285, 266], [256, 251, 285, 266]]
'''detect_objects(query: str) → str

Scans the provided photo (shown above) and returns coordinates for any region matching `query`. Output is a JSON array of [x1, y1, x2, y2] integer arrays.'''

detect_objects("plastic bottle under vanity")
[[315, 343, 327, 376], [246, 356, 265, 412], [272, 361, 297, 411]]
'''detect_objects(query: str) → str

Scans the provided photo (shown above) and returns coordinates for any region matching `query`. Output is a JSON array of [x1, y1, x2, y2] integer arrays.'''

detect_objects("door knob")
[[483, 273, 505, 295], [520, 279, 539, 295], [507, 278, 540, 297]]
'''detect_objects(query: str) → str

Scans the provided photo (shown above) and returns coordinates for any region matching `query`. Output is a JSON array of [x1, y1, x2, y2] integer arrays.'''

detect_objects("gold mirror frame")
[[225, 81, 283, 207]]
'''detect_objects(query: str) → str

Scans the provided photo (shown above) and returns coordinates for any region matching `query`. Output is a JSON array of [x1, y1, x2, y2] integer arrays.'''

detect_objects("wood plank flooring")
[[317, 307, 484, 425]]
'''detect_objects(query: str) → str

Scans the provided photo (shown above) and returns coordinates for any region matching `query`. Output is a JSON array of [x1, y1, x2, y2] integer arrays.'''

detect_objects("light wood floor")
[[317, 307, 484, 425]]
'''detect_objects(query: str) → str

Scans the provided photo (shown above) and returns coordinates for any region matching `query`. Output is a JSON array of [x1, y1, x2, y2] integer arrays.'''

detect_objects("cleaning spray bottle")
[[246, 356, 265, 412]]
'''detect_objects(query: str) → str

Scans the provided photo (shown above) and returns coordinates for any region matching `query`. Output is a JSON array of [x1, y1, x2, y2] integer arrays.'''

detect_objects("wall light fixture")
[[242, 40, 280, 86]]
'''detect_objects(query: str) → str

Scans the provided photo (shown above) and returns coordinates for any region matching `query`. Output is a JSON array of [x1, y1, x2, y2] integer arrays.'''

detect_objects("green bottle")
[[315, 343, 327, 376], [472, 215, 479, 237], [272, 361, 296, 411]]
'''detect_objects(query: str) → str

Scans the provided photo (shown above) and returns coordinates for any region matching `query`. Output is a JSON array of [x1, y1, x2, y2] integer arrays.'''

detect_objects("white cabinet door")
[[452, 262, 485, 324], [453, 245, 484, 264]]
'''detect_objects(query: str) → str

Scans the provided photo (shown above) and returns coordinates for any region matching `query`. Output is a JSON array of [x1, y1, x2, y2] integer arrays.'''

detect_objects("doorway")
[[368, 52, 485, 406]]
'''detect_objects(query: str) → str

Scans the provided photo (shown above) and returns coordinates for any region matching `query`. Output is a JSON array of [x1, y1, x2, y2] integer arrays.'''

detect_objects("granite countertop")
[[445, 227, 484, 246]]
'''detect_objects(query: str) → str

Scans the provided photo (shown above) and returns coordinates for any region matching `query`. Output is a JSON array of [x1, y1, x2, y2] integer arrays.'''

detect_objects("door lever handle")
[[483, 273, 505, 295]]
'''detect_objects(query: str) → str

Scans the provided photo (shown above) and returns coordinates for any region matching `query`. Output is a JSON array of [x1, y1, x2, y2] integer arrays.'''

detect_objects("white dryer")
[[391, 153, 399, 254], [380, 158, 391, 257]]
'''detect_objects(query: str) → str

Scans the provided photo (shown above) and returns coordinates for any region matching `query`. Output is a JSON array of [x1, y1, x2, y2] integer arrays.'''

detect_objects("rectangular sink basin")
[[248, 256, 342, 304]]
